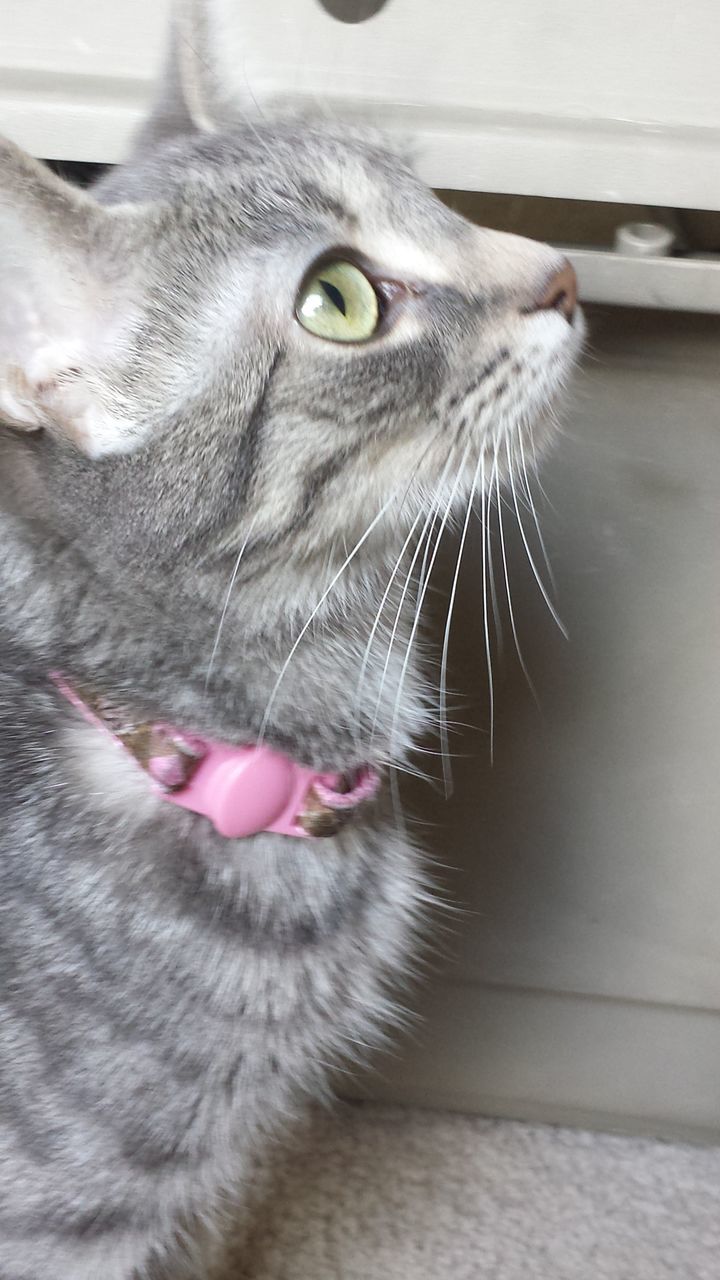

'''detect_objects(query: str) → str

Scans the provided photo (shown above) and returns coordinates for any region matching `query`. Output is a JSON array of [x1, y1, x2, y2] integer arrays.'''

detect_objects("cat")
[[0, 0, 583, 1275]]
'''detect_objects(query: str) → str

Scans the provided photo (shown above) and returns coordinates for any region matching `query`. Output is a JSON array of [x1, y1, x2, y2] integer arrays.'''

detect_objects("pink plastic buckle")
[[163, 742, 323, 838], [50, 672, 379, 840], [154, 743, 378, 838]]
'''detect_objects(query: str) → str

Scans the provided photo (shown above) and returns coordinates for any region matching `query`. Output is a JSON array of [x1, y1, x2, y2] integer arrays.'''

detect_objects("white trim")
[[567, 249, 720, 314], [350, 980, 720, 1143], [2, 71, 720, 211]]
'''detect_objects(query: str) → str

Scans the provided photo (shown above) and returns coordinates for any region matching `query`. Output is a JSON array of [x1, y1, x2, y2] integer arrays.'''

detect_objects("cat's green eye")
[[296, 260, 380, 343]]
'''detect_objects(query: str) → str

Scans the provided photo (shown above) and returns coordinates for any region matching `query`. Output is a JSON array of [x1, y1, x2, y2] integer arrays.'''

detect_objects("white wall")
[[356, 305, 720, 1141]]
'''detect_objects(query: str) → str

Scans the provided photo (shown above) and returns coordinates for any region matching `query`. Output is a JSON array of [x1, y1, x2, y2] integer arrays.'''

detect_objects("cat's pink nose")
[[533, 260, 578, 323]]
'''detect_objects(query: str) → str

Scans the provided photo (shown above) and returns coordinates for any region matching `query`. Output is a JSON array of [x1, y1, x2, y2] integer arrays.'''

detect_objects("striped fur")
[[0, 3, 582, 1275]]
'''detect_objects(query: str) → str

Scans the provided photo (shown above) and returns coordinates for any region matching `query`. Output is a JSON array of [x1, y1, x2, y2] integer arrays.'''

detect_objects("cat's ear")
[[134, 0, 264, 152], [0, 137, 140, 459]]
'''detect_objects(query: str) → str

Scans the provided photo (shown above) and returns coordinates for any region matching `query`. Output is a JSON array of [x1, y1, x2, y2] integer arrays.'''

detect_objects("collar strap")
[[50, 673, 379, 839]]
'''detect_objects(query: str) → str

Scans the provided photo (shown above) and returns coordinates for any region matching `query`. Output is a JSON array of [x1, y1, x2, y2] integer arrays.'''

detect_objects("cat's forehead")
[[299, 131, 463, 278], [152, 120, 463, 279]]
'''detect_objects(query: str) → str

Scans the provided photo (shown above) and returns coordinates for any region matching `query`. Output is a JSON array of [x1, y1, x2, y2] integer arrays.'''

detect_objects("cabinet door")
[[1, 0, 719, 207]]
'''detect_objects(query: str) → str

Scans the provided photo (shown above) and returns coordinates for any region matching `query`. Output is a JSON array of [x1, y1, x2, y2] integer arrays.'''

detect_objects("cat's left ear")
[[133, 0, 269, 154], [0, 138, 141, 458]]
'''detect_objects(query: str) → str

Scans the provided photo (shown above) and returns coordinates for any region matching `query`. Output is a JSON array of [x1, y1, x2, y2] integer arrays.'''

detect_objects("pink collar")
[[51, 673, 379, 839]]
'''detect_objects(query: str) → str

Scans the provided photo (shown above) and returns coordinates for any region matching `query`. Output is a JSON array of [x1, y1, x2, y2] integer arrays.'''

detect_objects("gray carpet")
[[215, 1102, 720, 1280]]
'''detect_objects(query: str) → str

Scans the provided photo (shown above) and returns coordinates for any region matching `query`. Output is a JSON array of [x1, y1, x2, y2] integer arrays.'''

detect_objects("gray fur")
[[0, 2, 582, 1275]]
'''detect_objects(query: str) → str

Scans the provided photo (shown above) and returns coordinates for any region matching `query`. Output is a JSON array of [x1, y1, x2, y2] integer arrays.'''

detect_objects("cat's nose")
[[531, 260, 578, 323]]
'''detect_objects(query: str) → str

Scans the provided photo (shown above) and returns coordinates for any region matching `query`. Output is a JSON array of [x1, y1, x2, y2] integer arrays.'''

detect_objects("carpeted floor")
[[214, 1102, 720, 1280]]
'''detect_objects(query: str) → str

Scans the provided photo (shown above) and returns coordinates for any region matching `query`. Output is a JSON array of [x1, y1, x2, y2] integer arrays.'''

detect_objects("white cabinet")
[[1, 0, 719, 208]]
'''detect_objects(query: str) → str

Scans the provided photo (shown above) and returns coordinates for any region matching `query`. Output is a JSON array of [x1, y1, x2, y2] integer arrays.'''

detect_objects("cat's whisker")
[[507, 444, 537, 520], [388, 756, 435, 784], [486, 451, 504, 656], [353, 503, 427, 738], [205, 522, 256, 691], [352, 432, 445, 737], [479, 452, 496, 764], [528, 428, 554, 507], [439, 447, 485, 798], [369, 451, 458, 743], [508, 445, 569, 640], [389, 765, 408, 843], [388, 440, 473, 765], [517, 432, 557, 596], [414, 414, 476, 607], [415, 498, 443, 608], [257, 490, 399, 743], [496, 436, 539, 707], [369, 503, 440, 745]]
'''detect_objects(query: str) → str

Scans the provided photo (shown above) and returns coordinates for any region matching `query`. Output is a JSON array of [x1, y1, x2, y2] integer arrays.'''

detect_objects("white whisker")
[[496, 437, 539, 706], [389, 764, 408, 843], [258, 491, 398, 742], [518, 432, 557, 596], [205, 522, 255, 691], [439, 447, 484, 797], [370, 452, 457, 741], [353, 503, 427, 732], [388, 440, 472, 761], [528, 430, 554, 507], [480, 453, 495, 763], [508, 453, 568, 640], [486, 453, 504, 655], [415, 502, 442, 608]]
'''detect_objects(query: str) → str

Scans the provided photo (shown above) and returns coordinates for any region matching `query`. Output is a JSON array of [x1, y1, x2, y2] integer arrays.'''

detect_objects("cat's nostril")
[[532, 260, 578, 323]]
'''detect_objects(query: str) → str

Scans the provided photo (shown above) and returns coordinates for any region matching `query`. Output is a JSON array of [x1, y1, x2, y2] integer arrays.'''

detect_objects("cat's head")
[[0, 0, 582, 594]]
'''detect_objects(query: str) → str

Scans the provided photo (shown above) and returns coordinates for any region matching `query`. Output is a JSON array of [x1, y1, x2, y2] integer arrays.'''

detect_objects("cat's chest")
[[0, 684, 419, 1223], [23, 745, 406, 1174], [56, 711, 400, 972]]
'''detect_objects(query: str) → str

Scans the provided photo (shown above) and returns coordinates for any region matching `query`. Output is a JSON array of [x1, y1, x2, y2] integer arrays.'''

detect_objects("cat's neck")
[[0, 510, 429, 770]]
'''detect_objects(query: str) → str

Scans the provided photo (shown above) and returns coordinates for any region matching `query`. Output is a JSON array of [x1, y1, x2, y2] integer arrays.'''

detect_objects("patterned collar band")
[[50, 673, 380, 839]]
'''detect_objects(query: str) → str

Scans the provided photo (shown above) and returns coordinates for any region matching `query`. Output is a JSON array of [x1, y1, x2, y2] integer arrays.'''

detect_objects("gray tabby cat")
[[0, 1, 582, 1275]]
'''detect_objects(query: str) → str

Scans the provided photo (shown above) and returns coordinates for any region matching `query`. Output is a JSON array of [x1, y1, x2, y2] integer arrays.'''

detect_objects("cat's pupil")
[[320, 280, 347, 315]]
